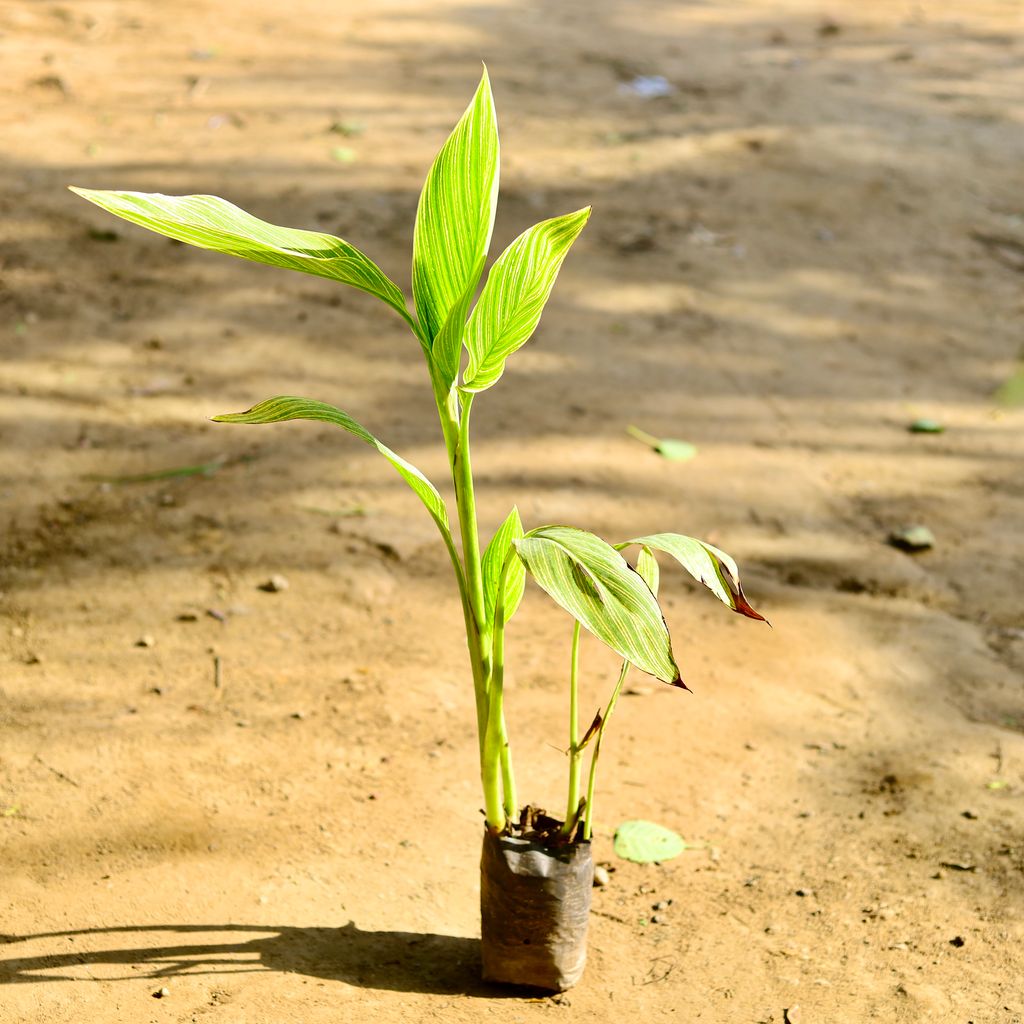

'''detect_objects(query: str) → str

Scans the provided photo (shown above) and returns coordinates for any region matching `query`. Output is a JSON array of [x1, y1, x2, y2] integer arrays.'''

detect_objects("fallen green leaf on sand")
[[995, 367, 1024, 407], [627, 425, 697, 461], [908, 418, 944, 434], [613, 819, 688, 863]]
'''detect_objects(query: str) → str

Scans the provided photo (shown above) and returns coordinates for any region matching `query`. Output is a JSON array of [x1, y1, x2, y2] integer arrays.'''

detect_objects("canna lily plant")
[[71, 67, 763, 990]]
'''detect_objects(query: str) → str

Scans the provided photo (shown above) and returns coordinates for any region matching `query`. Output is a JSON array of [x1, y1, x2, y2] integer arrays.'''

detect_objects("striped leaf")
[[623, 533, 764, 621], [462, 207, 590, 393], [412, 68, 499, 386], [481, 507, 526, 628], [635, 545, 660, 596], [212, 397, 449, 532], [69, 188, 414, 328], [514, 526, 681, 685]]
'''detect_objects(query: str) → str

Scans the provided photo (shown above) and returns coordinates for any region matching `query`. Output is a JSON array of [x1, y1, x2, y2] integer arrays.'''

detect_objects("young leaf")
[[461, 207, 591, 393], [623, 533, 764, 621], [635, 545, 660, 596], [514, 526, 681, 685], [68, 188, 414, 328], [412, 68, 499, 385], [212, 397, 449, 532], [481, 507, 526, 628]]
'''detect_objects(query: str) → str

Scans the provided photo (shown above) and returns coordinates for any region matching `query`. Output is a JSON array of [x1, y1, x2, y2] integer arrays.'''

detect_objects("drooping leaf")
[[618, 532, 765, 618], [481, 506, 526, 627], [513, 526, 680, 684], [412, 68, 499, 386], [623, 533, 765, 622], [461, 207, 591, 392], [212, 397, 449, 532], [68, 188, 414, 328], [613, 819, 687, 863]]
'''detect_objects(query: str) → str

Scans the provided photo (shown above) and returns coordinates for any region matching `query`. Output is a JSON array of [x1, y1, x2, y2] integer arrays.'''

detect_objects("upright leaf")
[[623, 533, 764, 621], [412, 68, 499, 385], [461, 207, 590, 393], [635, 545, 660, 596], [514, 526, 680, 685], [481, 507, 526, 627], [69, 188, 414, 327], [212, 397, 449, 532]]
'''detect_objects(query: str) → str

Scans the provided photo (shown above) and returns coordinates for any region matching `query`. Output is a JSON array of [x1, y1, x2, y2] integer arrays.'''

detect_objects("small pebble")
[[783, 1006, 802, 1024], [949, 935, 965, 947], [650, 914, 664, 924], [795, 888, 813, 897], [152, 986, 170, 999], [135, 635, 155, 648], [592, 865, 611, 887], [888, 525, 935, 552], [652, 900, 670, 911], [259, 574, 290, 593]]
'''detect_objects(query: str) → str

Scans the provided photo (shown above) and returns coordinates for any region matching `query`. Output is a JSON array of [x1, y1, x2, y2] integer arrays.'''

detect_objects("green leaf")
[[623, 533, 765, 621], [212, 397, 449, 532], [514, 526, 681, 685], [412, 68, 499, 385], [461, 207, 590, 392], [626, 425, 697, 461], [635, 545, 660, 596], [68, 187, 413, 327], [613, 820, 687, 863], [481, 507, 526, 628]]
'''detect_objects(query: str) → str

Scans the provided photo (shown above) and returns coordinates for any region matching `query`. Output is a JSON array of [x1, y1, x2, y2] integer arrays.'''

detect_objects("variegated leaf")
[[68, 188, 413, 327], [623, 533, 764, 621], [461, 207, 590, 393], [212, 397, 449, 531], [481, 506, 526, 627], [514, 526, 680, 685], [635, 544, 660, 596], [412, 68, 499, 386]]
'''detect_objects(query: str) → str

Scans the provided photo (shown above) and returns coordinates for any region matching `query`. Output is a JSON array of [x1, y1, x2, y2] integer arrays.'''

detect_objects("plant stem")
[[560, 621, 583, 837], [582, 658, 631, 841], [490, 552, 517, 827]]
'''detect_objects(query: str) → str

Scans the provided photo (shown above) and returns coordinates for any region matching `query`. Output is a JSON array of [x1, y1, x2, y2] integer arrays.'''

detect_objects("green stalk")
[[560, 621, 583, 837], [489, 551, 517, 827], [448, 389, 510, 830], [582, 658, 631, 841]]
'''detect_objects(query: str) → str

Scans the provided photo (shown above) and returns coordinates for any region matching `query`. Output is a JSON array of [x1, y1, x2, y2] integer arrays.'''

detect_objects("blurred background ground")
[[1, 1, 1023, 1020]]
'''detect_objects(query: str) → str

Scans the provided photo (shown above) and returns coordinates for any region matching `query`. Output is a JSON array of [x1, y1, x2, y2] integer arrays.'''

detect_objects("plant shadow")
[[0, 922, 522, 997]]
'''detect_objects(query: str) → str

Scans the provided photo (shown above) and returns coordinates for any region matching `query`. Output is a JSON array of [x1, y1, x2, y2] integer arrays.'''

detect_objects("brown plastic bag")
[[480, 829, 593, 991]]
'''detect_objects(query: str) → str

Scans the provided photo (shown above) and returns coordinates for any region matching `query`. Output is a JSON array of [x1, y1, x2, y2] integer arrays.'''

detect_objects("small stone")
[[652, 899, 670, 911], [888, 525, 935, 552], [949, 935, 965, 948], [783, 1006, 802, 1024], [135, 635, 155, 648], [593, 865, 611, 888], [795, 888, 813, 898], [259, 574, 290, 593], [153, 986, 170, 999], [650, 914, 664, 924], [623, 685, 655, 696], [961, 810, 978, 820]]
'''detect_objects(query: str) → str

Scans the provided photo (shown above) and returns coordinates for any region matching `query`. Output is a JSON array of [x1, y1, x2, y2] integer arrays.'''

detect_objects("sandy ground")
[[2, 0, 1024, 1020]]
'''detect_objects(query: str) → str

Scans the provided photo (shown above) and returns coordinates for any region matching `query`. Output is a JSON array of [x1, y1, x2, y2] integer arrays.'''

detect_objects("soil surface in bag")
[[481, 815, 594, 992]]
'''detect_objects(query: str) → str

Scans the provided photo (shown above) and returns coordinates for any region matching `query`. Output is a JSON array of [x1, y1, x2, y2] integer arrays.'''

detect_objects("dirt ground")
[[2, 0, 1023, 1020]]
